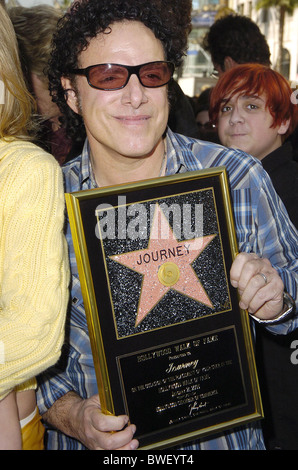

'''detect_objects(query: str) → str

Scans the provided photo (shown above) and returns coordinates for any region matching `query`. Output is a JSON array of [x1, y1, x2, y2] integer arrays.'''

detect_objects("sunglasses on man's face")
[[69, 61, 175, 91]]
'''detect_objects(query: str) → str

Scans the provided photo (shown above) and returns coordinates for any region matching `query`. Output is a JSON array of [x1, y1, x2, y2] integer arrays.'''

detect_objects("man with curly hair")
[[37, 0, 298, 450], [202, 14, 271, 77]]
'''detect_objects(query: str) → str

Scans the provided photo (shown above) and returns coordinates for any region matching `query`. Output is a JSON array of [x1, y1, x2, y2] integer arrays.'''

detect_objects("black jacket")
[[262, 141, 298, 229], [256, 140, 298, 450]]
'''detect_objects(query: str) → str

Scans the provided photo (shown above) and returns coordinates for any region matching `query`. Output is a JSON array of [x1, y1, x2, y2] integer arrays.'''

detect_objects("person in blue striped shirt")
[[37, 0, 298, 450]]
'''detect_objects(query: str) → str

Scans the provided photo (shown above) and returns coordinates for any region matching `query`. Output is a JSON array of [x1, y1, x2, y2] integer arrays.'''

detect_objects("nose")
[[229, 106, 244, 125], [121, 73, 148, 108]]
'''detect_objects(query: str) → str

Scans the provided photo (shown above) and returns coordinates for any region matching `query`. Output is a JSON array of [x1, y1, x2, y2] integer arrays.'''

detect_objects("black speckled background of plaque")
[[99, 189, 231, 338]]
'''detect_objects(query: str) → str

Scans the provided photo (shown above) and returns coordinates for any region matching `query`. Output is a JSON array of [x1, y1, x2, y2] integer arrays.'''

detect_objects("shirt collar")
[[79, 139, 98, 189], [165, 128, 193, 175]]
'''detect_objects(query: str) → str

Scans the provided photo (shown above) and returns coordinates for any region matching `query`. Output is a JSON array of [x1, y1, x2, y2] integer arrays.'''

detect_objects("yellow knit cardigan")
[[0, 139, 69, 400]]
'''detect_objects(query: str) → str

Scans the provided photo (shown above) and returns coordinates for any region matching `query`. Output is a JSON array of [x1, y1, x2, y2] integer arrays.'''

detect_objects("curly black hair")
[[48, 0, 192, 140], [202, 14, 271, 70]]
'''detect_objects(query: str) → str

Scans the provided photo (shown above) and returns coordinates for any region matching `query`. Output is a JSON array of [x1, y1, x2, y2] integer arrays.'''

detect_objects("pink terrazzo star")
[[110, 204, 216, 326]]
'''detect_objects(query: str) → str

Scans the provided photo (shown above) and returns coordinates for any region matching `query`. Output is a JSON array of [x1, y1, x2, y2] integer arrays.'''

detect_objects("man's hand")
[[42, 392, 139, 450], [71, 394, 138, 450], [230, 252, 284, 321]]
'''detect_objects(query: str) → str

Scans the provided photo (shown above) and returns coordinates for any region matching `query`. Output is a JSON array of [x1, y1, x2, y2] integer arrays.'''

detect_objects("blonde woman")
[[0, 5, 69, 449]]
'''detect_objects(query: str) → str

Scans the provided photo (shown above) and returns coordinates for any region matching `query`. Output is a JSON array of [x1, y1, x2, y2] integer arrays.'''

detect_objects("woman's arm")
[[0, 391, 21, 450]]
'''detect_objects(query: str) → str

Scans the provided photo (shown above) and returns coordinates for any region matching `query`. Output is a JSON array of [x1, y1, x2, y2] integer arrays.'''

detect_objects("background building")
[[230, 0, 298, 84], [179, 0, 298, 96]]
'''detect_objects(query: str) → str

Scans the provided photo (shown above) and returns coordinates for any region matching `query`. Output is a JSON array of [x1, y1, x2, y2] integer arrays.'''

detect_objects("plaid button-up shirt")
[[37, 129, 298, 450]]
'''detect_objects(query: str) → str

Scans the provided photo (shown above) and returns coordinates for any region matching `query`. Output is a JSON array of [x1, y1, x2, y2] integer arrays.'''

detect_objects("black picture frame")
[[65, 167, 263, 449]]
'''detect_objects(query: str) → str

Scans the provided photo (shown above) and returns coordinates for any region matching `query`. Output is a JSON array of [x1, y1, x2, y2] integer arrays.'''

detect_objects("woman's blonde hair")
[[0, 4, 37, 140]]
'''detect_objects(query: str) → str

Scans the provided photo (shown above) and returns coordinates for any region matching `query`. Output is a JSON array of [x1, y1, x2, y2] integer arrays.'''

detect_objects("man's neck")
[[89, 139, 166, 187]]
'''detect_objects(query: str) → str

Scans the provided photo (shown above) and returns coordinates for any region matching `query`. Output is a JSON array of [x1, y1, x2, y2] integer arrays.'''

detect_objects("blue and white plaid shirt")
[[37, 129, 298, 450]]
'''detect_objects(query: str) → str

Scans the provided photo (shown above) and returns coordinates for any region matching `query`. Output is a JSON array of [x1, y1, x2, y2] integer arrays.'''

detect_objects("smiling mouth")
[[115, 115, 150, 123]]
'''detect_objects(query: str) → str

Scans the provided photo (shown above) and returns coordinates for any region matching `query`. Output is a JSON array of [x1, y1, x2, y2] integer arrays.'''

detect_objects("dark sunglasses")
[[69, 61, 175, 90]]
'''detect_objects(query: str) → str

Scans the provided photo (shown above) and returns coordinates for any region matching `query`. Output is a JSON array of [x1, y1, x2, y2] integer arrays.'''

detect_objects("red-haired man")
[[210, 63, 298, 228]]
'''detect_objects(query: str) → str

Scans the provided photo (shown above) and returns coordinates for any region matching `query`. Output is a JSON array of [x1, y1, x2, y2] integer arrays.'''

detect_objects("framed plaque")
[[65, 167, 263, 449]]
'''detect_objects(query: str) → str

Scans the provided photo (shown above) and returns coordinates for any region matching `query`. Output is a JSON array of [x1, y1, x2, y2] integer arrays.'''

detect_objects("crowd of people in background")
[[0, 3, 69, 450], [0, 0, 297, 451]]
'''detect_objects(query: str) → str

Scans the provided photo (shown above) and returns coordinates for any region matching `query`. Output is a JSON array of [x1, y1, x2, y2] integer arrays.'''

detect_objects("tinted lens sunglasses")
[[69, 61, 175, 91]]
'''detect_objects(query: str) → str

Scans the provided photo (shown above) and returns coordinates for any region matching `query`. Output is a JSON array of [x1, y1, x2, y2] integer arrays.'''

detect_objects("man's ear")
[[277, 119, 291, 136], [223, 56, 238, 72], [61, 76, 80, 114]]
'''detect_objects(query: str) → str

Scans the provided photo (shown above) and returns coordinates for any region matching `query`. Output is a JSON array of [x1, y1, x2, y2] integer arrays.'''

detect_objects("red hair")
[[209, 64, 298, 139]]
